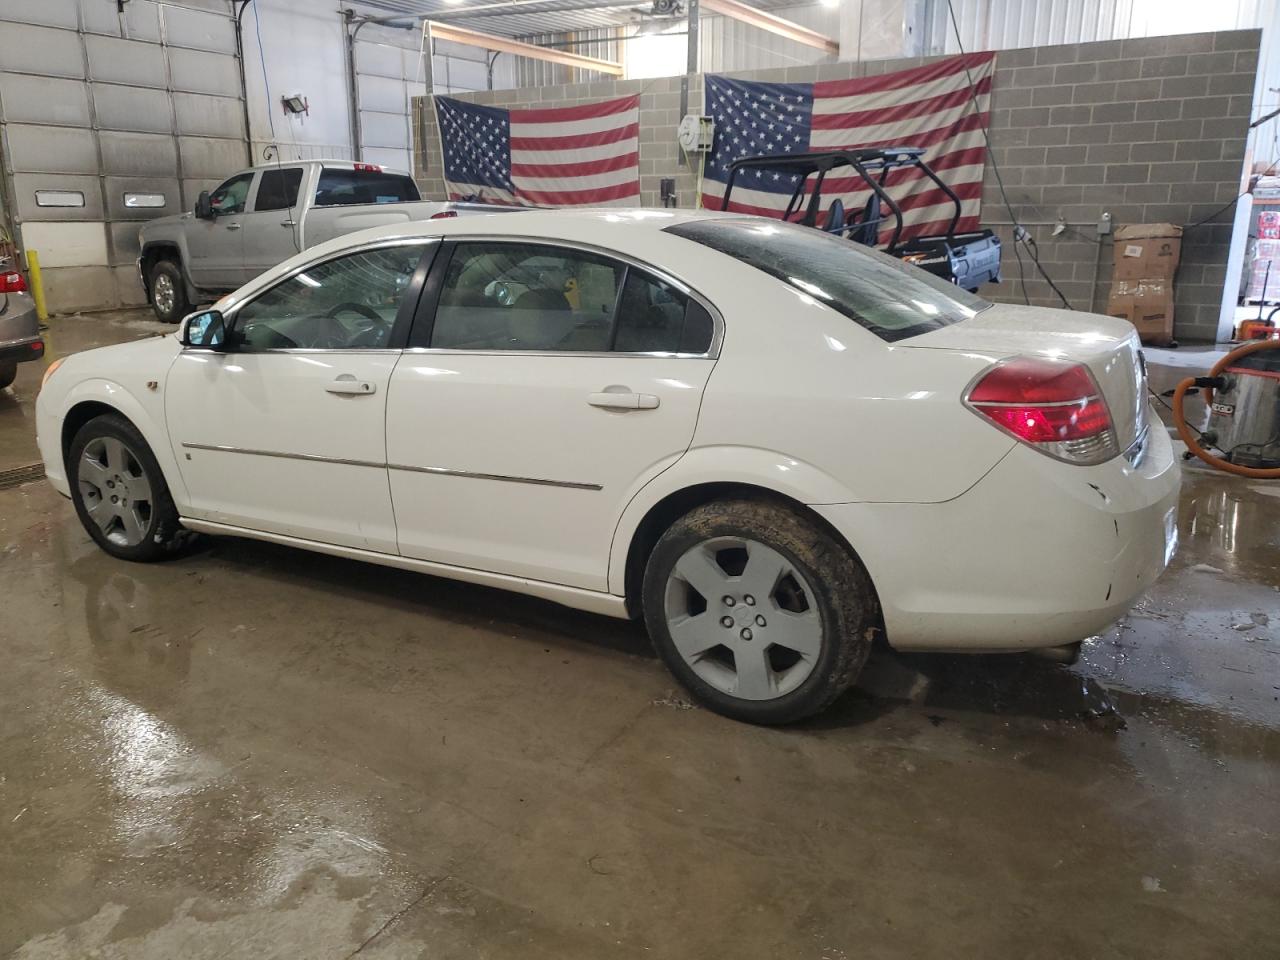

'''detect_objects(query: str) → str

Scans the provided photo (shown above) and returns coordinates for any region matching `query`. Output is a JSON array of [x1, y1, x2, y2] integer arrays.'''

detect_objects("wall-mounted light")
[[281, 93, 309, 116]]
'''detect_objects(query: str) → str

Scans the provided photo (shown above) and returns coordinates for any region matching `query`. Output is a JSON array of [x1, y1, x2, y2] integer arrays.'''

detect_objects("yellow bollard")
[[25, 249, 48, 322]]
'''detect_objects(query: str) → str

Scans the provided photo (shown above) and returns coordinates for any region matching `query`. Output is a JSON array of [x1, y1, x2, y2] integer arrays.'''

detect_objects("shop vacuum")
[[1172, 341, 1280, 478]]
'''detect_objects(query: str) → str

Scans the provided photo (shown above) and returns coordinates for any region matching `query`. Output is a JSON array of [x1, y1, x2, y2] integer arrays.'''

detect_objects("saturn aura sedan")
[[36, 209, 1179, 724]]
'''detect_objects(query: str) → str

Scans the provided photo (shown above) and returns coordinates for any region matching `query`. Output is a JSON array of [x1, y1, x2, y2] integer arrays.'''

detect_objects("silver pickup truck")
[[138, 159, 503, 322]]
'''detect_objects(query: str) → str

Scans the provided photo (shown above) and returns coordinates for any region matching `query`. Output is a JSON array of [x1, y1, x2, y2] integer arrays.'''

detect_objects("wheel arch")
[[58, 386, 189, 511], [139, 242, 196, 303], [616, 480, 877, 620]]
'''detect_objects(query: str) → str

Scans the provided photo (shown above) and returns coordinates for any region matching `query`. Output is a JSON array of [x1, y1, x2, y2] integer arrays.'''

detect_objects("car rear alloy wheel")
[[665, 537, 822, 700], [643, 498, 879, 725], [69, 414, 191, 561]]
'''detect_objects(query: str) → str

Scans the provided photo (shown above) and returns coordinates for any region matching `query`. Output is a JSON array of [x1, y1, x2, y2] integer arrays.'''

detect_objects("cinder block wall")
[[413, 29, 1258, 342]]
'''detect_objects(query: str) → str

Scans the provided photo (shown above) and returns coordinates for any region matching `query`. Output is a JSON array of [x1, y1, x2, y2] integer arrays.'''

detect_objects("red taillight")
[[429, 210, 458, 219], [965, 356, 1118, 465], [1, 271, 27, 293]]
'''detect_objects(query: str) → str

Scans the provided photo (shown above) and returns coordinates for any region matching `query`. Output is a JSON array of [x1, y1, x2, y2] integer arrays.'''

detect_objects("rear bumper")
[[815, 412, 1181, 652], [0, 334, 44, 366]]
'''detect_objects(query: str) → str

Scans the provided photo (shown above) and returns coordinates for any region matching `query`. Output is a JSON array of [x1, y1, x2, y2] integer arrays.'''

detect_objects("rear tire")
[[149, 259, 190, 323], [0, 363, 15, 390], [69, 414, 191, 561], [642, 498, 879, 725]]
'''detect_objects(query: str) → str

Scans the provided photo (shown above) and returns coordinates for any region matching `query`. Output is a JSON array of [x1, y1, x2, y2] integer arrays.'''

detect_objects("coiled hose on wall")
[[1171, 339, 1280, 479]]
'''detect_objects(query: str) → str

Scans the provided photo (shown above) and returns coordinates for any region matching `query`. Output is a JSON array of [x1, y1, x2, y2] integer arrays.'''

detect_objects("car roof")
[[355, 207, 740, 245]]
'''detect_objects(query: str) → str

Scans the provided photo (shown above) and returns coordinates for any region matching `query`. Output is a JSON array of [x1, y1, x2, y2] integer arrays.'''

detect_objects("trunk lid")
[[901, 303, 1148, 452]]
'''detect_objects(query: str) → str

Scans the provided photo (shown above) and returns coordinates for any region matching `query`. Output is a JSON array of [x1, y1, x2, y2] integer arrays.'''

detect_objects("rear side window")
[[665, 218, 989, 342], [314, 168, 420, 207], [425, 242, 715, 355], [255, 167, 303, 211]]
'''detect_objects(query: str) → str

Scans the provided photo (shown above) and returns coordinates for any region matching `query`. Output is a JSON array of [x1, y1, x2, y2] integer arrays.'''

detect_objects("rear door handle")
[[326, 376, 376, 395], [588, 391, 659, 410], [225, 222, 241, 230]]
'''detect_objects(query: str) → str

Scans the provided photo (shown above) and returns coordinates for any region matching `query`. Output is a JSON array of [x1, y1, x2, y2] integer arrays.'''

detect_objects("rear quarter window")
[[665, 217, 989, 342]]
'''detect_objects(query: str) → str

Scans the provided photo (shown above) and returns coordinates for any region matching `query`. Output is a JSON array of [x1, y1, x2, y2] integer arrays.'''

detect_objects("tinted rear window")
[[314, 169, 420, 207], [665, 217, 989, 342]]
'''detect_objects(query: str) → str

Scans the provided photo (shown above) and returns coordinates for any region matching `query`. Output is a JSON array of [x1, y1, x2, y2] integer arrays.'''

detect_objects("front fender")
[[606, 445, 857, 595], [44, 377, 190, 511]]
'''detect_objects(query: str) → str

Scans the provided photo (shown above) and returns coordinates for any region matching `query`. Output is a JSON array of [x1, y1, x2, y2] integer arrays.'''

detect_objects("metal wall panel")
[[161, 5, 237, 54], [80, 0, 163, 42], [172, 92, 246, 138], [18, 221, 109, 267], [178, 136, 250, 179], [104, 176, 182, 221], [0, 23, 86, 78], [99, 131, 179, 177], [167, 47, 241, 96], [109, 221, 145, 266], [92, 84, 175, 133], [357, 73, 408, 115], [85, 35, 168, 87], [356, 40, 409, 81], [10, 173, 105, 221], [0, 0, 79, 30], [362, 146, 411, 171], [4, 124, 99, 175], [0, 74, 91, 127], [360, 111, 410, 149]]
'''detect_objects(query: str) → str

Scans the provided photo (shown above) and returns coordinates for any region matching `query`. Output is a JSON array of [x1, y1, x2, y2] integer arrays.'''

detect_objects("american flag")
[[434, 94, 640, 206], [701, 53, 995, 241]]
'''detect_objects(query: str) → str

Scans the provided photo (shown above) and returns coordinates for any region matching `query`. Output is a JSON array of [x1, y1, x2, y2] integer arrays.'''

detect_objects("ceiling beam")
[[699, 0, 839, 55], [426, 20, 624, 75]]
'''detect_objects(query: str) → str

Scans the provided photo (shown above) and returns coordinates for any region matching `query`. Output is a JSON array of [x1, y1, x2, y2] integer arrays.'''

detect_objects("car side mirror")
[[180, 309, 228, 350], [194, 191, 214, 220]]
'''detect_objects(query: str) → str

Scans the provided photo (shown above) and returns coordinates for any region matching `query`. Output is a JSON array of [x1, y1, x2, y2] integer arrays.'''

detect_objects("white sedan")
[[36, 210, 1180, 724]]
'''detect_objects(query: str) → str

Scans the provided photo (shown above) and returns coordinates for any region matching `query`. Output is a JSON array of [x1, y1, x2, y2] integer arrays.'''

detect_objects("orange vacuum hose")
[[1171, 339, 1280, 478]]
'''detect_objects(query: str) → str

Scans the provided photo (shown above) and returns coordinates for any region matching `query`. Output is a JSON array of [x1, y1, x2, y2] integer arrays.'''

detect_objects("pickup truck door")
[[166, 239, 436, 551], [185, 171, 254, 290], [239, 165, 305, 283]]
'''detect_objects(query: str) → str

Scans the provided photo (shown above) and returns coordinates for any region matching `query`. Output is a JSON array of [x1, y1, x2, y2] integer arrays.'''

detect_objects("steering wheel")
[[325, 302, 383, 323]]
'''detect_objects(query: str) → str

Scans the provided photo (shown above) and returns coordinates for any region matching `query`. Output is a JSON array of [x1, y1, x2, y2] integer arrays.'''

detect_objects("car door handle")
[[588, 391, 659, 410], [326, 376, 376, 395], [280, 221, 296, 227], [225, 222, 241, 230]]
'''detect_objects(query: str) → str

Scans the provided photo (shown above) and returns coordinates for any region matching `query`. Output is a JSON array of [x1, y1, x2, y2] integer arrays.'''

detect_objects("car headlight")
[[41, 357, 65, 388]]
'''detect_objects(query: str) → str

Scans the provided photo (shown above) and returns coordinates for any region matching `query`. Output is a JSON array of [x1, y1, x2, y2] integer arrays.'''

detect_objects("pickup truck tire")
[[149, 259, 190, 324], [0, 363, 15, 390]]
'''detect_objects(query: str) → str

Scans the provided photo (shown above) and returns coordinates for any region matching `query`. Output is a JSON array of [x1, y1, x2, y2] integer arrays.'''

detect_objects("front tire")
[[149, 259, 190, 323], [69, 414, 190, 561], [642, 498, 879, 725]]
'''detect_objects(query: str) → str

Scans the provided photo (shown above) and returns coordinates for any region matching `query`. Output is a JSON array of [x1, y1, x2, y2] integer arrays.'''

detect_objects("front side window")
[[428, 242, 716, 355], [209, 172, 254, 216], [233, 244, 425, 351], [314, 168, 419, 207], [665, 218, 989, 343], [254, 167, 304, 212]]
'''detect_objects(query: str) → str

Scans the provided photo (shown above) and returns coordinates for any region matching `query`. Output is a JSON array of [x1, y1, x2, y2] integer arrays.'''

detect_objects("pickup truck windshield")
[[665, 217, 990, 342], [314, 168, 420, 207]]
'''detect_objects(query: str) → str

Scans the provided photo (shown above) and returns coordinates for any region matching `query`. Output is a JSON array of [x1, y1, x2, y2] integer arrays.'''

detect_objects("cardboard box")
[[1106, 278, 1175, 346], [1112, 223, 1183, 281]]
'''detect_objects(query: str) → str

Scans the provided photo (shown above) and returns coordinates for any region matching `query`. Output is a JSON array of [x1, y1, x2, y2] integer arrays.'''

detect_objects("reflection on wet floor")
[[2, 314, 1279, 957]]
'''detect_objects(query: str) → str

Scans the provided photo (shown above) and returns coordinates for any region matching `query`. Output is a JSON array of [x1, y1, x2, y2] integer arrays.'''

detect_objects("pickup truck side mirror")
[[194, 191, 214, 220], [180, 309, 228, 350]]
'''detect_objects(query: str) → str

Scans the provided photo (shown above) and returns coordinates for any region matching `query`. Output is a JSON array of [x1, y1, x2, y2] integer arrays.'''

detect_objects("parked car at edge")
[[0, 261, 43, 390], [137, 159, 506, 323], [39, 210, 1180, 724]]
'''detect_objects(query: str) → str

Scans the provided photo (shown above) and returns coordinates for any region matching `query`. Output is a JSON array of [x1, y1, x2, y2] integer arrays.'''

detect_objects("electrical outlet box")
[[1098, 211, 1113, 236]]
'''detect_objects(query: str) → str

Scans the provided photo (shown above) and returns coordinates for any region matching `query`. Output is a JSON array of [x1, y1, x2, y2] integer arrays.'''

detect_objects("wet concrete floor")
[[1, 312, 1277, 957]]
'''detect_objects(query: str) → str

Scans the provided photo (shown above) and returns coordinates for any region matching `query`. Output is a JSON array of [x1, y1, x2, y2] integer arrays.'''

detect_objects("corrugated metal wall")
[[927, 0, 1269, 52], [0, 0, 247, 313]]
